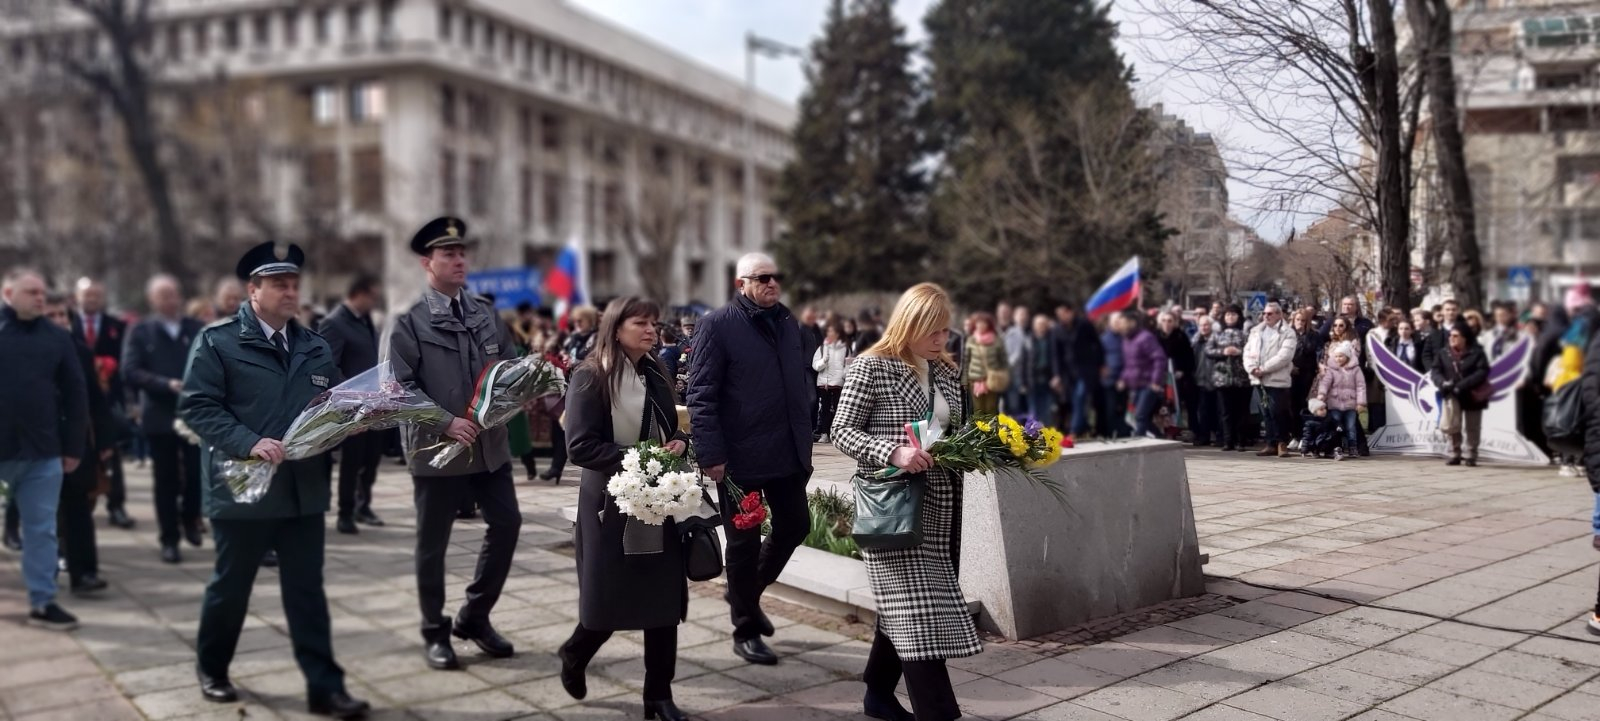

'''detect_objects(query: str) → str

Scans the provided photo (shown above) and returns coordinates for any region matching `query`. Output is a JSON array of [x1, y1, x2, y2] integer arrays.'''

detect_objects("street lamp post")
[[741, 32, 802, 294]]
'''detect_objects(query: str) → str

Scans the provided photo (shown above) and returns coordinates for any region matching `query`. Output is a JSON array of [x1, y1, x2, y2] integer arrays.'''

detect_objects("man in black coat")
[[44, 293, 117, 596], [72, 276, 135, 530], [123, 274, 205, 564], [1051, 302, 1105, 438], [799, 306, 824, 438], [319, 276, 384, 535], [1, 268, 89, 631], [686, 253, 813, 667]]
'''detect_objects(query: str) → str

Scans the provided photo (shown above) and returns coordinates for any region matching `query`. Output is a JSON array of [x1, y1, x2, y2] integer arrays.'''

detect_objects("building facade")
[[1148, 104, 1231, 307], [0, 0, 795, 312]]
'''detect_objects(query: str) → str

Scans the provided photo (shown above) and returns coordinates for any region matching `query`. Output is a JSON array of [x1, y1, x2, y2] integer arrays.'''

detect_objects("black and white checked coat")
[[831, 354, 983, 662]]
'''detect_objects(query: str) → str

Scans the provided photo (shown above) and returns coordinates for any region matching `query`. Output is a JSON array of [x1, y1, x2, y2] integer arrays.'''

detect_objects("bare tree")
[[615, 180, 691, 305], [1132, 0, 1424, 311]]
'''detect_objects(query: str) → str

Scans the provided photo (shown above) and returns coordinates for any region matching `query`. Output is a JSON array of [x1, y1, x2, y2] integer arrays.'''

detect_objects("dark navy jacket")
[[0, 306, 87, 461], [685, 295, 813, 486]]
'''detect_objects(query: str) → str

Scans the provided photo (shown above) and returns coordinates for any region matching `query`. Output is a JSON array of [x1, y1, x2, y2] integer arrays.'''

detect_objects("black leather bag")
[[851, 472, 927, 551], [1544, 380, 1585, 456], [678, 492, 724, 582]]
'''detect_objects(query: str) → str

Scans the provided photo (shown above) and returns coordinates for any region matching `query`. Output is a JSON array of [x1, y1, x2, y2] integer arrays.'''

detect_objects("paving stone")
[[1377, 632, 1498, 667], [1529, 691, 1600, 720], [1413, 621, 1529, 650], [946, 642, 1044, 676], [1165, 615, 1278, 644], [1282, 665, 1414, 706], [720, 657, 838, 696], [1219, 682, 1366, 721], [1469, 650, 1598, 688], [995, 658, 1128, 701], [1115, 626, 1233, 658], [1190, 645, 1318, 682], [1060, 643, 1183, 678], [950, 676, 1060, 719], [1132, 658, 1266, 701], [1257, 591, 1354, 615], [1070, 680, 1211, 721], [1377, 687, 1523, 721], [1213, 600, 1324, 630], [1328, 649, 1457, 686], [1291, 616, 1409, 647], [1426, 667, 1567, 710], [1015, 702, 1130, 721]]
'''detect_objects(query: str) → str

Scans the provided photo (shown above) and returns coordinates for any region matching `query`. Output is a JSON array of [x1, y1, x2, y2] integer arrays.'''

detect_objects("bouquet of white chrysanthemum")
[[606, 440, 705, 525]]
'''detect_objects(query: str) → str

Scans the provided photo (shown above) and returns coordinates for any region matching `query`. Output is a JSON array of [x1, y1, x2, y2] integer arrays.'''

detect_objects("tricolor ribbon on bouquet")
[[873, 417, 944, 479]]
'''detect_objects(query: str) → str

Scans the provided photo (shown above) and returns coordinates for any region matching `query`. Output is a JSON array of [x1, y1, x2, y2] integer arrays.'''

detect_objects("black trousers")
[[817, 387, 843, 437], [1219, 386, 1252, 448], [863, 629, 961, 721], [1260, 387, 1293, 445], [1192, 388, 1220, 445], [148, 433, 201, 547], [562, 625, 677, 701], [718, 473, 809, 641], [102, 449, 127, 513], [59, 460, 99, 582], [197, 515, 345, 698], [335, 432, 384, 519], [412, 463, 521, 641], [547, 418, 568, 477]]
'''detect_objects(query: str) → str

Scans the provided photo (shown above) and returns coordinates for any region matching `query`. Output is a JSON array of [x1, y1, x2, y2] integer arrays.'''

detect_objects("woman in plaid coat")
[[832, 283, 980, 721]]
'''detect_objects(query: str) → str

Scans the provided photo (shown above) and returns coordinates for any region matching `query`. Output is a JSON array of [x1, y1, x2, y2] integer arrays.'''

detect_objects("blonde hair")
[[865, 283, 954, 371]]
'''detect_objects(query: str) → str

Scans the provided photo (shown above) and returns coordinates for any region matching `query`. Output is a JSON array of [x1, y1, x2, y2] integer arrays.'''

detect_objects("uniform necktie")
[[451, 298, 464, 324], [272, 330, 288, 354]]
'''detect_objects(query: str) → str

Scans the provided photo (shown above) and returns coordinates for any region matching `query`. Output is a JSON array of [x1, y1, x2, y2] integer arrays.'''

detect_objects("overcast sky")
[[570, 0, 1300, 242]]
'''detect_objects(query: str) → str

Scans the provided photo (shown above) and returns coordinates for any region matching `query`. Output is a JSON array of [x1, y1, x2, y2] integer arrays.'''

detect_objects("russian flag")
[[1084, 257, 1141, 321], [544, 241, 585, 329]]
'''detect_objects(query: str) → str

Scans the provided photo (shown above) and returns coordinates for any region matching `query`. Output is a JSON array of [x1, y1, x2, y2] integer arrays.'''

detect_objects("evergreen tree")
[[773, 0, 926, 300], [923, 0, 1170, 310]]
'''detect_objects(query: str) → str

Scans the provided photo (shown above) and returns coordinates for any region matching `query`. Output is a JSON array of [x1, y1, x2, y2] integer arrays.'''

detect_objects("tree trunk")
[[1410, 0, 1483, 310], [1365, 0, 1413, 312]]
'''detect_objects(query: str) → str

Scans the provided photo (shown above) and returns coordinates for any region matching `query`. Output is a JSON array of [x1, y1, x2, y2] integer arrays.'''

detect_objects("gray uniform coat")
[[389, 288, 517, 476], [831, 354, 983, 662]]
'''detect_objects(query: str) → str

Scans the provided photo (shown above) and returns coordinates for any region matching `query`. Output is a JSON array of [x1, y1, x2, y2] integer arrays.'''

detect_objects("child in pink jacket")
[[1316, 341, 1367, 460]]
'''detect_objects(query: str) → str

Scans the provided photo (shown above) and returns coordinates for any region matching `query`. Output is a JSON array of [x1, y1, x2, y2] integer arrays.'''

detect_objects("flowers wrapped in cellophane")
[[217, 362, 450, 502], [606, 440, 706, 525], [875, 413, 1067, 502], [422, 355, 566, 469]]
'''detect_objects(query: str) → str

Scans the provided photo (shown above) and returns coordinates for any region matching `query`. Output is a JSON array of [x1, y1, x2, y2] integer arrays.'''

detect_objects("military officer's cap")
[[235, 241, 305, 281], [410, 216, 472, 255]]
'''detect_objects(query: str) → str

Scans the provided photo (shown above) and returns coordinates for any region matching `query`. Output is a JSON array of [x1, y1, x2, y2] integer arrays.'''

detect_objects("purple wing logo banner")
[[1365, 335, 1548, 464]]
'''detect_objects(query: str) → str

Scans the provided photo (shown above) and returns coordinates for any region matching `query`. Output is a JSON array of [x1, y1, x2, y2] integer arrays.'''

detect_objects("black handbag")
[[1544, 380, 1585, 456], [678, 492, 724, 581], [851, 472, 927, 551]]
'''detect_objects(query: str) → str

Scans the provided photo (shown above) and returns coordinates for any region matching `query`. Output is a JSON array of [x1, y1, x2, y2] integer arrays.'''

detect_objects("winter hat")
[[1566, 283, 1591, 313], [1332, 341, 1357, 364], [1308, 398, 1327, 414]]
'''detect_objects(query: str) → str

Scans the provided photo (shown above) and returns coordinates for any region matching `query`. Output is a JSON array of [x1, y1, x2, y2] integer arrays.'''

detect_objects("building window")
[[223, 18, 240, 50], [585, 180, 596, 231], [764, 214, 775, 246], [440, 85, 456, 128], [589, 251, 615, 291], [695, 201, 709, 248], [378, 0, 396, 37], [694, 159, 711, 187], [305, 149, 339, 210], [603, 183, 622, 234], [284, 9, 299, 46], [519, 107, 532, 147], [441, 150, 458, 212], [543, 172, 563, 229], [652, 145, 671, 177], [521, 167, 533, 227], [314, 7, 331, 44], [484, 21, 496, 55], [165, 24, 183, 59], [689, 260, 705, 290], [346, 3, 363, 40], [540, 42, 551, 74], [353, 147, 384, 212], [348, 80, 385, 123], [466, 93, 492, 137], [730, 207, 743, 247], [438, 4, 453, 40], [468, 156, 490, 215], [463, 13, 476, 48], [252, 13, 270, 47], [194, 21, 210, 55], [310, 84, 340, 125], [541, 113, 562, 150]]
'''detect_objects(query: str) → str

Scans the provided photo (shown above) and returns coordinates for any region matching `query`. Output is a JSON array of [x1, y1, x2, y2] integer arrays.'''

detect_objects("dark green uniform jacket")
[[179, 303, 341, 520]]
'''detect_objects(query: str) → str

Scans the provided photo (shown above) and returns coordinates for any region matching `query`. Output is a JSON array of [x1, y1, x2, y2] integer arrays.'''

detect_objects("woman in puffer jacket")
[[812, 320, 851, 444], [1207, 305, 1251, 452], [1315, 341, 1367, 460]]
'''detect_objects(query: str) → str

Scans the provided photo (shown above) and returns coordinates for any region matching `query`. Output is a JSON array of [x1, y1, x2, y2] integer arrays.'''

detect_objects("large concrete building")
[[0, 0, 795, 312], [1416, 0, 1600, 303], [1148, 104, 1231, 307]]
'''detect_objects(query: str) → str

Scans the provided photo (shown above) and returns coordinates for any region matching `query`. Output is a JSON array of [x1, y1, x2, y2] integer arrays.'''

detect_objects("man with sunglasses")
[[686, 253, 813, 667]]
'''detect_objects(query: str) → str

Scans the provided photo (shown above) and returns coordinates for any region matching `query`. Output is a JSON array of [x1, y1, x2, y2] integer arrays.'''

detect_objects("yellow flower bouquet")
[[875, 413, 1067, 501]]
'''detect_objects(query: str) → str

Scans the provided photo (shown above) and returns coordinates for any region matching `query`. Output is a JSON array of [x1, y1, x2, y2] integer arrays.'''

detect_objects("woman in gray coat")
[[833, 283, 980, 721], [559, 297, 691, 721]]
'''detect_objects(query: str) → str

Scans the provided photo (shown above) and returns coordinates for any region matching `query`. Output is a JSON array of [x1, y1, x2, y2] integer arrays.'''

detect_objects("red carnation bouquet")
[[725, 478, 767, 531]]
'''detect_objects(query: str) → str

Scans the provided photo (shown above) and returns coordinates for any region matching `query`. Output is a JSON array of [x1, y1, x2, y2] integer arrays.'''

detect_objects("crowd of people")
[[7, 224, 1600, 720]]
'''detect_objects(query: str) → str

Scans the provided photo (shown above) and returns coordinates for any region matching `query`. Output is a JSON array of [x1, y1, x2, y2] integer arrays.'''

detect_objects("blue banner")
[[467, 267, 543, 310]]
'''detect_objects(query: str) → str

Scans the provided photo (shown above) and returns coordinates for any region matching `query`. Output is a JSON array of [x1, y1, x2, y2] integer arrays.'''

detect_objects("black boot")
[[863, 689, 915, 721], [643, 698, 687, 721]]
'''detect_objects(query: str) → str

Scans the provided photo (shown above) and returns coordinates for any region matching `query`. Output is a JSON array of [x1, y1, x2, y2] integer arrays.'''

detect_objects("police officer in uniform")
[[389, 217, 521, 670], [179, 242, 369, 718]]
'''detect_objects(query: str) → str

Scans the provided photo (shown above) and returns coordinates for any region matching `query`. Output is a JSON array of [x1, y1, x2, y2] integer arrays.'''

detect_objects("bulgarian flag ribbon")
[[874, 418, 943, 479]]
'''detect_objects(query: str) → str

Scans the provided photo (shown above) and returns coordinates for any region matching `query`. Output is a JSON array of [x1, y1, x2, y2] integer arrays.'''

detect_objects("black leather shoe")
[[754, 607, 776, 637], [863, 689, 915, 721], [183, 521, 204, 548], [336, 517, 358, 535], [453, 618, 515, 658], [539, 470, 562, 483], [558, 647, 587, 699], [308, 690, 370, 719], [71, 574, 109, 595], [354, 508, 384, 526], [2, 530, 20, 552], [161, 545, 181, 564], [198, 671, 238, 703], [108, 508, 135, 529], [732, 638, 778, 665], [643, 698, 687, 721], [425, 640, 460, 670], [261, 550, 278, 568], [1465, 458, 1478, 467]]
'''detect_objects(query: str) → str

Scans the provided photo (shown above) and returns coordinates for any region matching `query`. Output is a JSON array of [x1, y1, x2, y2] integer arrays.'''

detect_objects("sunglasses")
[[742, 273, 784, 285]]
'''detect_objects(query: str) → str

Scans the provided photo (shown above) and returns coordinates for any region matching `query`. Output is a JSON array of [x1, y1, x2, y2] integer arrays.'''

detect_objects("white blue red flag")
[[543, 241, 586, 329], [1084, 257, 1141, 320]]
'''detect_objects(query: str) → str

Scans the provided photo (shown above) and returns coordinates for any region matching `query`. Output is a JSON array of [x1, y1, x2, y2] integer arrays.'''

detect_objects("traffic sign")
[[467, 266, 544, 310], [1508, 266, 1534, 288], [1246, 292, 1268, 315]]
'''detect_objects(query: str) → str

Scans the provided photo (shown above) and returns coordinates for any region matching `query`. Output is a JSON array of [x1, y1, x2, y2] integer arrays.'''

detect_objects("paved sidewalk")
[[0, 447, 1597, 721]]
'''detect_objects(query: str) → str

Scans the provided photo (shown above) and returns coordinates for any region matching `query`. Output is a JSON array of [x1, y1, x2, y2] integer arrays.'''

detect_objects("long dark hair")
[[582, 296, 664, 406]]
